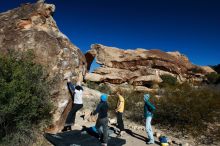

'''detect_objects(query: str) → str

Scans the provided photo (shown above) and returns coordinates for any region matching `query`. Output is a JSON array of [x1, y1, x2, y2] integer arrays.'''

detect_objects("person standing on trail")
[[144, 94, 156, 144], [115, 91, 125, 137], [91, 94, 109, 146], [62, 78, 83, 132]]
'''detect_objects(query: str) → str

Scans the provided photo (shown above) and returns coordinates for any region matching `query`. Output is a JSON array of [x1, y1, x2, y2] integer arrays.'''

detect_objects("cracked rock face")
[[0, 2, 86, 133], [85, 44, 215, 90]]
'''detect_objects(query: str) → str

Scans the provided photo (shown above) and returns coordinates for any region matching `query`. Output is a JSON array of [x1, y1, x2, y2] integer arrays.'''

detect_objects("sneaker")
[[101, 143, 107, 146], [147, 141, 155, 144]]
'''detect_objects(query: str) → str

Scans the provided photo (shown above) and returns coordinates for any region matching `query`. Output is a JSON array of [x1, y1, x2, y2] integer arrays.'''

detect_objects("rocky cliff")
[[0, 2, 86, 133], [85, 44, 215, 91]]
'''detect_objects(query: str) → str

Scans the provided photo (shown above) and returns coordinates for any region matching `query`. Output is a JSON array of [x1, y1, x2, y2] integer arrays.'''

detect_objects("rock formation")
[[85, 44, 215, 90], [0, 2, 87, 133]]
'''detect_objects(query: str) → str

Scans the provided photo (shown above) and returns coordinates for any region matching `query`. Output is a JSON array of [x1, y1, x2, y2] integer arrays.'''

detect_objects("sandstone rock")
[[127, 124, 144, 131], [201, 66, 216, 74], [108, 118, 117, 125], [85, 44, 210, 90], [86, 44, 195, 74], [172, 139, 182, 145], [87, 115, 97, 122], [154, 132, 161, 138], [85, 73, 103, 82], [0, 2, 87, 133], [81, 109, 92, 121], [83, 86, 102, 100], [130, 75, 162, 87], [133, 86, 157, 92], [63, 71, 72, 80], [181, 143, 189, 146], [167, 139, 173, 145]]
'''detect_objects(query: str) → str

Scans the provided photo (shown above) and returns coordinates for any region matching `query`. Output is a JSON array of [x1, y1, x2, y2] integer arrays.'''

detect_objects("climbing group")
[[61, 75, 156, 146]]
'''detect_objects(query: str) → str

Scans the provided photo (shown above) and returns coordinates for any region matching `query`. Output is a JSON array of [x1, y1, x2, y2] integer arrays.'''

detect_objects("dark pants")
[[65, 103, 83, 126], [95, 117, 108, 144], [117, 112, 124, 131]]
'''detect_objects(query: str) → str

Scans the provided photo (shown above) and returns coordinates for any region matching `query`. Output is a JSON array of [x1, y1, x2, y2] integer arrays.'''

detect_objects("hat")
[[100, 94, 108, 102], [144, 94, 150, 102]]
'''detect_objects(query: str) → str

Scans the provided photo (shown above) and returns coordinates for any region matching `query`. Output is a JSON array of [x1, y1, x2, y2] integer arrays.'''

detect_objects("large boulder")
[[85, 44, 215, 88], [201, 66, 216, 74], [0, 2, 87, 133]]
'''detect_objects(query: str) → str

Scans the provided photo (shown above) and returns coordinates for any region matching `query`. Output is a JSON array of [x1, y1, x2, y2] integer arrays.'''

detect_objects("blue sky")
[[1, 0, 220, 66]]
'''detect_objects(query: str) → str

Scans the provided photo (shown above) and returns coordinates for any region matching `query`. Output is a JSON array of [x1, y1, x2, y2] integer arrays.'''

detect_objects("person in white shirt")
[[62, 78, 83, 132]]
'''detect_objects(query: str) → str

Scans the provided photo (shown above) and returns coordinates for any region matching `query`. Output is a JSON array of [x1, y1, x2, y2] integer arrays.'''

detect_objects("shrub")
[[86, 80, 220, 144], [86, 81, 112, 94], [206, 72, 220, 84], [160, 74, 177, 87], [189, 67, 204, 74], [154, 83, 220, 144], [107, 89, 146, 123], [86, 80, 100, 90], [0, 51, 52, 145]]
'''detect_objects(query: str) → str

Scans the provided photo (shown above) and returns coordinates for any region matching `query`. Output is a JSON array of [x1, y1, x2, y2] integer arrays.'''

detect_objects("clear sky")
[[1, 0, 220, 66]]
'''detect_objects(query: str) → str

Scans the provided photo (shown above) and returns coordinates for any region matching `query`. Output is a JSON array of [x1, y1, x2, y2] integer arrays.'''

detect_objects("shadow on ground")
[[124, 129, 160, 145], [44, 127, 126, 146]]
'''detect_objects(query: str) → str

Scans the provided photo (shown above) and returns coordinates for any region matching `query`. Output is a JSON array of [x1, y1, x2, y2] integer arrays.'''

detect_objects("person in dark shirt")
[[91, 94, 109, 146]]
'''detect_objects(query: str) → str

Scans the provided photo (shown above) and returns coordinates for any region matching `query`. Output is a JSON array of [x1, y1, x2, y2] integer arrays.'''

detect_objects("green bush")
[[106, 83, 220, 144], [86, 82, 146, 122], [107, 89, 145, 123], [206, 72, 220, 84], [155, 83, 220, 144], [189, 67, 204, 74], [122, 91, 145, 123], [86, 80, 100, 90], [0, 51, 52, 145], [160, 74, 177, 87], [86, 80, 220, 144], [86, 81, 112, 94]]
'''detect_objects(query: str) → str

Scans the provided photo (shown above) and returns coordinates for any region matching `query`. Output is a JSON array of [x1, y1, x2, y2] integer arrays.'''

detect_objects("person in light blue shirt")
[[144, 94, 156, 144]]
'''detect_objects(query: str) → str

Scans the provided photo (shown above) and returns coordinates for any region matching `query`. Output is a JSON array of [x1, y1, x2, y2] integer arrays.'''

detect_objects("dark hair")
[[75, 85, 83, 91]]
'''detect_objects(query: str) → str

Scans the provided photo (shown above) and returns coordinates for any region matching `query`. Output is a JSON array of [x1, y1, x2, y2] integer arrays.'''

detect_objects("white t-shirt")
[[74, 89, 83, 104]]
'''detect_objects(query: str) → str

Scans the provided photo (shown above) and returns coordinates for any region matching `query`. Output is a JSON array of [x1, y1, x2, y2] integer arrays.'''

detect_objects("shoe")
[[61, 126, 71, 132], [101, 143, 107, 146], [147, 141, 155, 144]]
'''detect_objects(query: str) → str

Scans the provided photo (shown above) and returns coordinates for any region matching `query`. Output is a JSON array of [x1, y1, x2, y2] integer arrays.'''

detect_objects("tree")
[[0, 51, 52, 145]]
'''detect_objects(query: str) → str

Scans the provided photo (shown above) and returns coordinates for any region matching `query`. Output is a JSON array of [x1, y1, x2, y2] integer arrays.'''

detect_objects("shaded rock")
[[130, 75, 162, 87], [0, 2, 87, 133], [44, 130, 126, 146]]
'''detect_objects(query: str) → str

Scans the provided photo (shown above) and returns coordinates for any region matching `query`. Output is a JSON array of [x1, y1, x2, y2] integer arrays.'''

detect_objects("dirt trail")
[[45, 114, 162, 146]]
